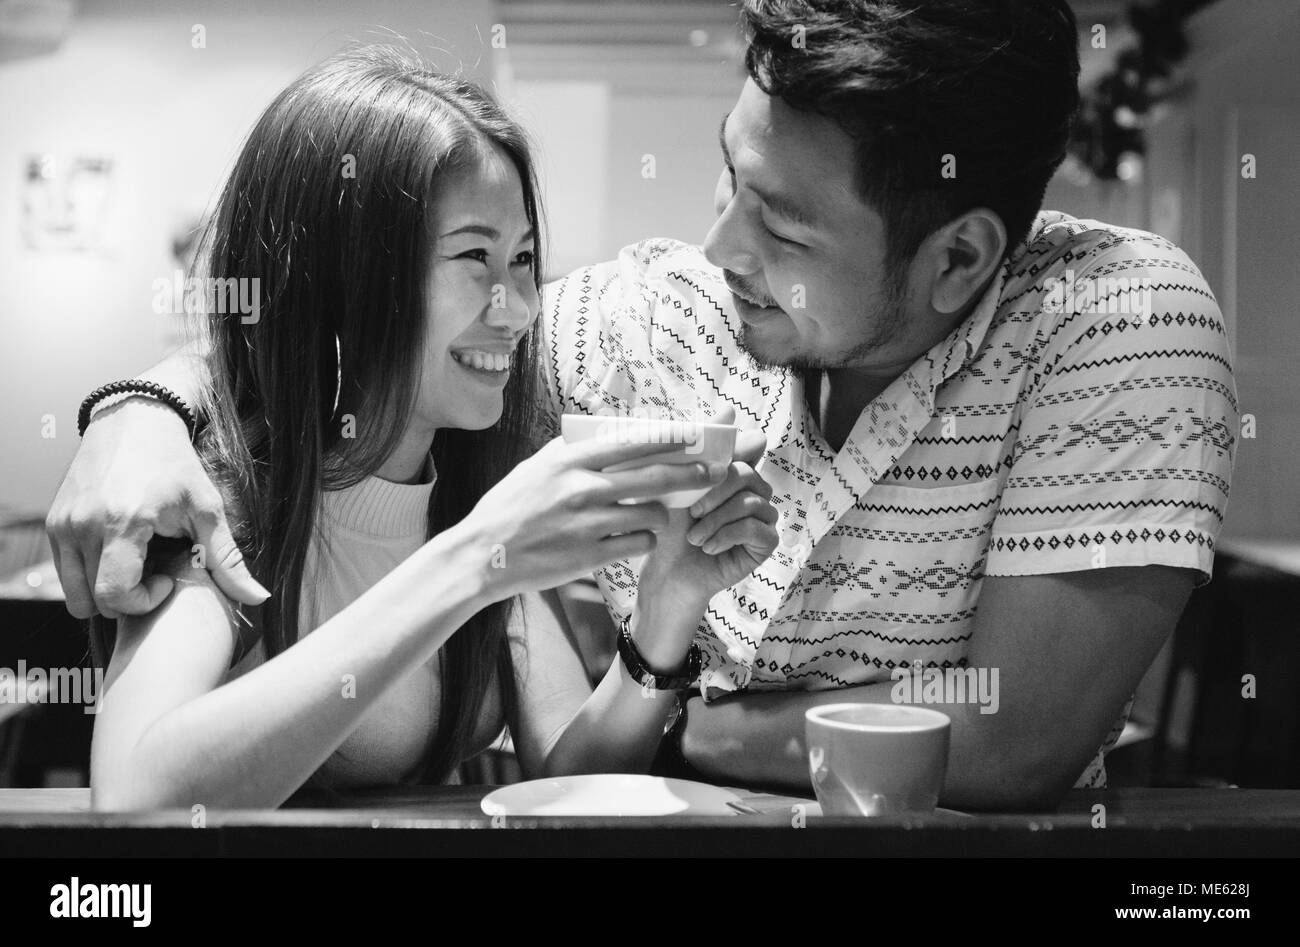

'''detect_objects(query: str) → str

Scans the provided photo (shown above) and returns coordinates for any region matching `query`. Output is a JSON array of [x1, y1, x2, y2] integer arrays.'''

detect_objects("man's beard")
[[738, 274, 909, 372]]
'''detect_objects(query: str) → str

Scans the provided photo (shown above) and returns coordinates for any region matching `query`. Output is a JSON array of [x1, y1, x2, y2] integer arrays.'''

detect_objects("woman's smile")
[[451, 347, 513, 380]]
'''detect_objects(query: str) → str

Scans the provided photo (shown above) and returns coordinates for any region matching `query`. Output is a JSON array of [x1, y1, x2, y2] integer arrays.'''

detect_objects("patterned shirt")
[[539, 210, 1238, 787]]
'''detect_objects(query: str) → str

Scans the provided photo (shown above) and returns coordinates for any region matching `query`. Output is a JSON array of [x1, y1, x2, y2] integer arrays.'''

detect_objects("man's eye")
[[764, 223, 802, 248]]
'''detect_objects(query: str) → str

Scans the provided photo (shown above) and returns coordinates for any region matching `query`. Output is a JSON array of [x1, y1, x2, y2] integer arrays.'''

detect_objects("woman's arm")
[[511, 426, 778, 776], [91, 525, 494, 811], [91, 437, 722, 809], [509, 582, 709, 778]]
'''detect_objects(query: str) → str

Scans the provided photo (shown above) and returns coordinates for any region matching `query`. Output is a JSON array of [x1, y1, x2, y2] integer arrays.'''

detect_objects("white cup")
[[560, 414, 737, 508], [805, 703, 951, 816]]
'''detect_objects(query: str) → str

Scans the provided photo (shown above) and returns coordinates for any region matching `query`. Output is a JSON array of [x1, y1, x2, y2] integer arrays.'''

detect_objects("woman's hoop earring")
[[330, 333, 342, 422]]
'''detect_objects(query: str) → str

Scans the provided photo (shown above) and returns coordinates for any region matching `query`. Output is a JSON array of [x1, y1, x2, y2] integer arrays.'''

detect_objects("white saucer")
[[480, 774, 743, 817]]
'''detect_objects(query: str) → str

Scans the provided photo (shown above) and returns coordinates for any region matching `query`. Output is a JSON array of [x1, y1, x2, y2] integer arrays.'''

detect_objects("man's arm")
[[135, 336, 209, 405], [680, 564, 1194, 810], [46, 339, 269, 619]]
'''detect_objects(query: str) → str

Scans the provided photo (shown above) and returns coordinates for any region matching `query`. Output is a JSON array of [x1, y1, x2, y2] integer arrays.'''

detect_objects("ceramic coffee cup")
[[560, 413, 737, 508], [805, 703, 951, 816]]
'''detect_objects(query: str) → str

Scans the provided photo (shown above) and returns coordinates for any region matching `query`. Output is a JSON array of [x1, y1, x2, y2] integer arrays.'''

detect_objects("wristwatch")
[[652, 687, 703, 781], [616, 618, 702, 692]]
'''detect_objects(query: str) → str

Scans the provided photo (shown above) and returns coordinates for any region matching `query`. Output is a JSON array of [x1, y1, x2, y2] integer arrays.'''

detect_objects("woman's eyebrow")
[[440, 224, 500, 239], [439, 224, 536, 243]]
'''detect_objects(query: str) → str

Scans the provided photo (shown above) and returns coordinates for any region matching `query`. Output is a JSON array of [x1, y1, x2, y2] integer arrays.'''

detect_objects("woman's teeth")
[[453, 350, 510, 372]]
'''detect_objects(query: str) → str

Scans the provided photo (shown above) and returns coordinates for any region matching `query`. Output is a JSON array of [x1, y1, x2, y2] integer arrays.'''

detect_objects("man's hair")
[[741, 0, 1081, 267]]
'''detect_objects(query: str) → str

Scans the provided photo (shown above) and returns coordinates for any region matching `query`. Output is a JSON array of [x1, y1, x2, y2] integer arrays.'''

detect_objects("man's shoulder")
[[547, 238, 720, 298], [995, 210, 1226, 356], [1009, 210, 1208, 287]]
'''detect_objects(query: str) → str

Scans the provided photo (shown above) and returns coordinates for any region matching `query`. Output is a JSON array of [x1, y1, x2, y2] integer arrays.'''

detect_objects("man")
[[48, 0, 1236, 809]]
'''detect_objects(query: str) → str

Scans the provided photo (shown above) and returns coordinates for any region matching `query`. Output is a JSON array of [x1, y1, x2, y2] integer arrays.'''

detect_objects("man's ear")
[[921, 209, 1006, 315]]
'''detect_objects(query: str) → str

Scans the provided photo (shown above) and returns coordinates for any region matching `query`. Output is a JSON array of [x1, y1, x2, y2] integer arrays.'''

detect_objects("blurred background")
[[0, 0, 1296, 791]]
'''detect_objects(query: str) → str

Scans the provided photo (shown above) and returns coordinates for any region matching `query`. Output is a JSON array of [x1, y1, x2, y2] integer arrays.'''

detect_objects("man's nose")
[[703, 200, 761, 275]]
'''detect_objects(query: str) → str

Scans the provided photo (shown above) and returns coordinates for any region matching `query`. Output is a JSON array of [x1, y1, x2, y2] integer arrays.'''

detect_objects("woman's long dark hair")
[[96, 47, 544, 785]]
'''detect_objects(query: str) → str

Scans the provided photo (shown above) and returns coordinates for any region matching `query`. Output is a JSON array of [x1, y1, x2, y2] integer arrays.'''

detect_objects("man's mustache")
[[723, 271, 778, 309]]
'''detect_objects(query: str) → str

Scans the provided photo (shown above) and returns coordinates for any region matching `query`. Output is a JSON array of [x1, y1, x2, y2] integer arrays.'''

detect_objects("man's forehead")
[[724, 82, 863, 217]]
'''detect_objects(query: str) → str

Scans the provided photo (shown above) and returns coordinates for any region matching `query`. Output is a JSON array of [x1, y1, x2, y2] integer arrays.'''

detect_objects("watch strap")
[[616, 617, 701, 691]]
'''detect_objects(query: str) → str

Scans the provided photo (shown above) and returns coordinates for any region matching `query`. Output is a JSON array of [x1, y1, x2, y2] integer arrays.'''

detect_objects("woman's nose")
[[484, 278, 537, 331]]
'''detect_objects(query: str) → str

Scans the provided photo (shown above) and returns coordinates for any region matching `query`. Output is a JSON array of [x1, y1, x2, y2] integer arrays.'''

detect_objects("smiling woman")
[[166, 48, 549, 786], [77, 45, 779, 810]]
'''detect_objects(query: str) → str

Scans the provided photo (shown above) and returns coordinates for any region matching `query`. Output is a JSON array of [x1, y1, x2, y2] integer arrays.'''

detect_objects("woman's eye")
[[459, 249, 489, 263], [512, 249, 536, 267]]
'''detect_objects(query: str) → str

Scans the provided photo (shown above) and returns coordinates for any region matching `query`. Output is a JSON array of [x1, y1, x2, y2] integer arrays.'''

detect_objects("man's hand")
[[639, 417, 776, 601], [46, 397, 270, 619]]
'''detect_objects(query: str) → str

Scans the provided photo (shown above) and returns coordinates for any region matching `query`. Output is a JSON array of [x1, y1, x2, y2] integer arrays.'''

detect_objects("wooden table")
[[1, 786, 1296, 857]]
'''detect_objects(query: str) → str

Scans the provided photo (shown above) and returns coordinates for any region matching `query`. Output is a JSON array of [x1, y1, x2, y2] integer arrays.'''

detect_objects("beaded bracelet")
[[77, 379, 197, 440]]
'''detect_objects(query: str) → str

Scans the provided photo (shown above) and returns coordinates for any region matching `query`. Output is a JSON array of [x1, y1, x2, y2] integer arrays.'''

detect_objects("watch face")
[[662, 695, 683, 736]]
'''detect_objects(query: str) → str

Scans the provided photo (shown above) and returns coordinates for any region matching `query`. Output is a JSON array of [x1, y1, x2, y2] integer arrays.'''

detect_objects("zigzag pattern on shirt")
[[997, 497, 1225, 523], [705, 604, 759, 649], [1052, 347, 1235, 375], [855, 497, 1001, 517], [779, 655, 971, 685], [673, 275, 790, 434], [1017, 303, 1225, 400], [911, 432, 1006, 445], [777, 666, 858, 687], [643, 317, 764, 426], [762, 625, 974, 646], [545, 275, 577, 413]]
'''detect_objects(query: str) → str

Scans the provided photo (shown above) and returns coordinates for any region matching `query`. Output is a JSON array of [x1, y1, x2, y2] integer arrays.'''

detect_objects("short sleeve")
[[985, 240, 1239, 586], [538, 238, 761, 424], [530, 290, 564, 450], [537, 250, 642, 420]]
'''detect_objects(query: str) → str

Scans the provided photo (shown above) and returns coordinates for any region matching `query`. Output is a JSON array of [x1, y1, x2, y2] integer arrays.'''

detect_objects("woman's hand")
[[462, 435, 725, 602]]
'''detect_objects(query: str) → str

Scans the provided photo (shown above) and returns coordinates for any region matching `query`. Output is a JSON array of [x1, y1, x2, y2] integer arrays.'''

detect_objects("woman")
[[88, 48, 779, 809]]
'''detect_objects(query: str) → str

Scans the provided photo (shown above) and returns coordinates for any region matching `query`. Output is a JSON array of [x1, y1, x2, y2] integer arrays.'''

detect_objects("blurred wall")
[[497, 2, 743, 278], [1173, 0, 1300, 538], [0, 0, 496, 519]]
